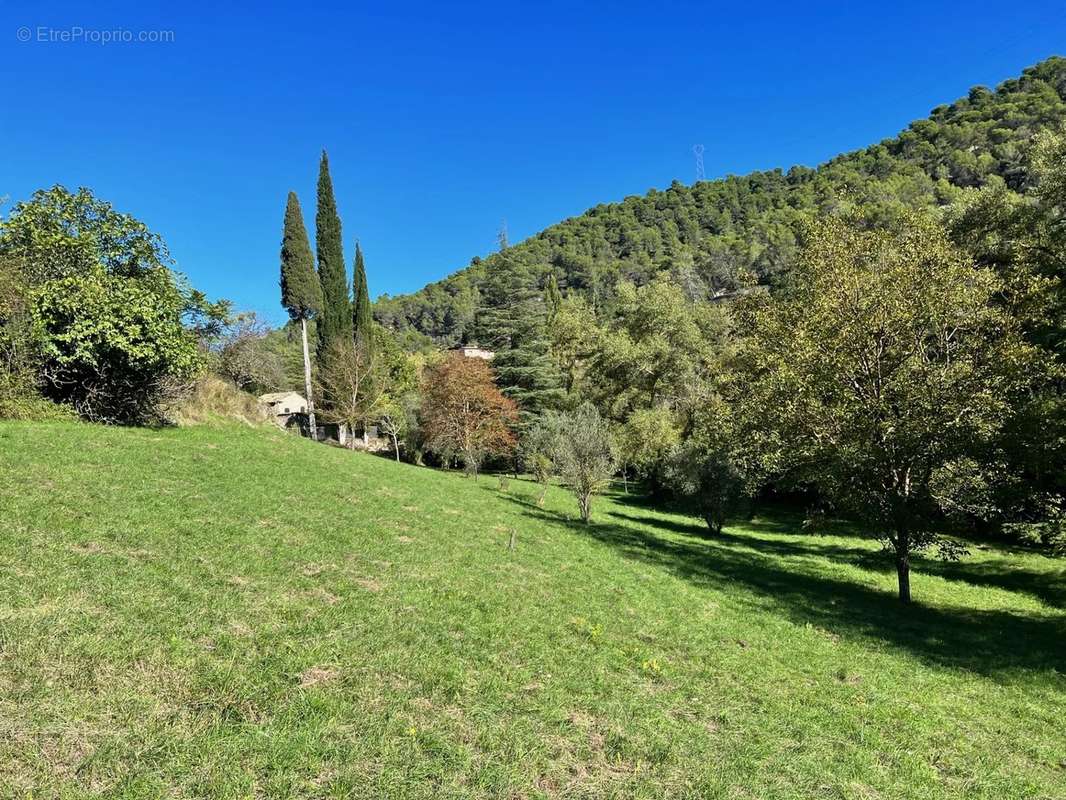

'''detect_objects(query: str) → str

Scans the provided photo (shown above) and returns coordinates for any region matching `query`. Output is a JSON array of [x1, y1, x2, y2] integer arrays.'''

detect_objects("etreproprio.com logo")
[[17, 26, 175, 44]]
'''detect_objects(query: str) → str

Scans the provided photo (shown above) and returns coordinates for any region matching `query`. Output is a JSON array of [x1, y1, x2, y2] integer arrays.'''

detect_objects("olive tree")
[[546, 403, 617, 523], [521, 415, 562, 505]]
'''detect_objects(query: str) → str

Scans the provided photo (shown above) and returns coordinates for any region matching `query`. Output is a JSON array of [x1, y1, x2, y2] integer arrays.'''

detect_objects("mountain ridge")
[[375, 56, 1066, 346]]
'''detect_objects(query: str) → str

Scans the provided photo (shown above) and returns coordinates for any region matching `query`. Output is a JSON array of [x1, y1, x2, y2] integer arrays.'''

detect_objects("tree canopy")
[[734, 213, 1049, 601], [420, 352, 518, 478]]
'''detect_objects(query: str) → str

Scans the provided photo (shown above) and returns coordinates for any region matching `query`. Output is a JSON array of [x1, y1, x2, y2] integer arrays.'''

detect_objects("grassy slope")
[[0, 422, 1063, 800]]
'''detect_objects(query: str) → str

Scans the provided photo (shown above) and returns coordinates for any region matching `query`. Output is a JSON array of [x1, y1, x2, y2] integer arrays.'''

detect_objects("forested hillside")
[[375, 57, 1066, 345]]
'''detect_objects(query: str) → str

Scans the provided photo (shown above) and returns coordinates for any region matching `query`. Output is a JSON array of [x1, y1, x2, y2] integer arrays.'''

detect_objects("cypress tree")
[[315, 150, 350, 360], [352, 241, 373, 356], [279, 191, 322, 435]]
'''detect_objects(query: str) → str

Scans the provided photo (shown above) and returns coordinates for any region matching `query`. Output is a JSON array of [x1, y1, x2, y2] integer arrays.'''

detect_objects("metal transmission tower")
[[692, 144, 705, 183], [497, 218, 509, 251]]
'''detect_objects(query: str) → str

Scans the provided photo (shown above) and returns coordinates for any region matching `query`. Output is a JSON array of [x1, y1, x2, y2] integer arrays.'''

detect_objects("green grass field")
[[1, 421, 1063, 799]]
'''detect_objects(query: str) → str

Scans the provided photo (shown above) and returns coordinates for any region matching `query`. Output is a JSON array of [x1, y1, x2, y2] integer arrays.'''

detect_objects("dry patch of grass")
[[299, 666, 341, 688]]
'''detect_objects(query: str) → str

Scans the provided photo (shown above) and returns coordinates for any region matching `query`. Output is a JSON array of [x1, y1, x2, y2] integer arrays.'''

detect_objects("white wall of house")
[[259, 392, 307, 416]]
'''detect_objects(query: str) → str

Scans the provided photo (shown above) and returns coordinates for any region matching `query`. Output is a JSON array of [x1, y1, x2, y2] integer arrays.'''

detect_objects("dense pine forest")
[[375, 56, 1066, 346]]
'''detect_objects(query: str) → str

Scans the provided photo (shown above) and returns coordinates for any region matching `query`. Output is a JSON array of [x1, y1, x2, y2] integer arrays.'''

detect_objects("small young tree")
[[279, 191, 322, 434], [379, 391, 419, 462], [317, 325, 412, 449], [421, 352, 518, 479], [665, 394, 748, 534], [548, 403, 617, 523], [376, 340, 419, 460], [521, 416, 562, 505], [738, 214, 1046, 602]]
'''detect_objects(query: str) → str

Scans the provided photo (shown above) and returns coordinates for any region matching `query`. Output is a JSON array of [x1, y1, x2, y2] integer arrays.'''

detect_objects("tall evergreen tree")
[[279, 191, 322, 435], [474, 255, 564, 427], [315, 150, 350, 360], [352, 241, 373, 356]]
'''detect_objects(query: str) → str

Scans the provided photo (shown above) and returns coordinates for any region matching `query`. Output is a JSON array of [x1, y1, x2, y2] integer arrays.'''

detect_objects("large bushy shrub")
[[32, 270, 205, 424], [0, 186, 226, 424]]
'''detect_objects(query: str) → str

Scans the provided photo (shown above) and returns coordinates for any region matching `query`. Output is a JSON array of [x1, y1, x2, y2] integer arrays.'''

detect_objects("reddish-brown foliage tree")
[[421, 353, 518, 479]]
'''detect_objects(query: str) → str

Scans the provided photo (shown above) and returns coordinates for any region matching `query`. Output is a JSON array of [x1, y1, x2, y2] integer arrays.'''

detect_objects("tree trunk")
[[300, 318, 316, 438], [392, 434, 400, 462], [895, 530, 912, 603], [703, 512, 722, 535], [579, 492, 592, 523]]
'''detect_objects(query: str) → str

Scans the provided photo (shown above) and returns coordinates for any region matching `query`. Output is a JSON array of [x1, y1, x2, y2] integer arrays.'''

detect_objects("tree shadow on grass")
[[608, 509, 1066, 611], [502, 495, 1066, 678]]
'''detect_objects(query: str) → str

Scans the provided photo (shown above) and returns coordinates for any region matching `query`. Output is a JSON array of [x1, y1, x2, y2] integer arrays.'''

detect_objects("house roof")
[[258, 391, 306, 405]]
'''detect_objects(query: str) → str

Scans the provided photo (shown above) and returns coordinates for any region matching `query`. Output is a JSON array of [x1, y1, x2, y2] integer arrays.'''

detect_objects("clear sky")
[[2, 1, 1064, 324]]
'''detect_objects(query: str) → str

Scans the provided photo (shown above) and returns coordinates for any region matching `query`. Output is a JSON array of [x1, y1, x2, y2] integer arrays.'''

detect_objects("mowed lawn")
[[0, 422, 1063, 800]]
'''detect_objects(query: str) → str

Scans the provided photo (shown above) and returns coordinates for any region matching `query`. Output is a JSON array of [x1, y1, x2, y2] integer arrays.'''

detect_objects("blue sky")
[[2, 1, 1064, 324]]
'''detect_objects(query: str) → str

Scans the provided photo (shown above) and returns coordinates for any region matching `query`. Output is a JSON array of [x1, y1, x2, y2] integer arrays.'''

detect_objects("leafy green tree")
[[279, 191, 322, 433], [32, 270, 204, 424], [0, 186, 172, 284], [0, 186, 226, 424], [590, 279, 724, 420], [520, 417, 562, 505], [315, 150, 350, 359], [547, 295, 601, 398], [945, 126, 1066, 545], [0, 256, 64, 419], [583, 279, 728, 495], [379, 390, 419, 462], [352, 241, 373, 356], [0, 257, 37, 385], [616, 407, 681, 494], [737, 214, 1048, 602]]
